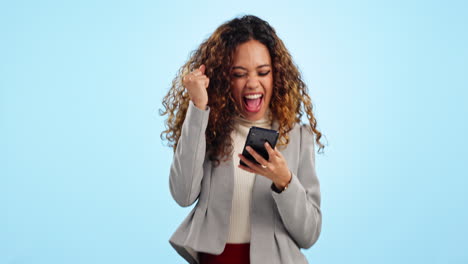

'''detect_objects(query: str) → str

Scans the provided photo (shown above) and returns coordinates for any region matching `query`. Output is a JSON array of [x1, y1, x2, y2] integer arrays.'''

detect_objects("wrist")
[[191, 100, 207, 110], [273, 172, 292, 191]]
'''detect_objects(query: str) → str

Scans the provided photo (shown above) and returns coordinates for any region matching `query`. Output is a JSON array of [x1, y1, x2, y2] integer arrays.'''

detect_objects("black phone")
[[240, 126, 279, 168]]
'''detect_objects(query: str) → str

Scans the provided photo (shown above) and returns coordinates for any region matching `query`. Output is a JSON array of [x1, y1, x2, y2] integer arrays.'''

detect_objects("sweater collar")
[[234, 108, 273, 128]]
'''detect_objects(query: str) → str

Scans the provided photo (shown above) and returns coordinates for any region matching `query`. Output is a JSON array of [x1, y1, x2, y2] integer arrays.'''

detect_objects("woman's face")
[[230, 39, 273, 121]]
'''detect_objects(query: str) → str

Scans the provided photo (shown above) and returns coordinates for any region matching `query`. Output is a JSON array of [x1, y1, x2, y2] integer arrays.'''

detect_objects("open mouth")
[[243, 93, 263, 113]]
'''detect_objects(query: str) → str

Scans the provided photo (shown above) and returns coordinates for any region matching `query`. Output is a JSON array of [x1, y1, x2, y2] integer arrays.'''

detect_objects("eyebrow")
[[231, 64, 271, 70]]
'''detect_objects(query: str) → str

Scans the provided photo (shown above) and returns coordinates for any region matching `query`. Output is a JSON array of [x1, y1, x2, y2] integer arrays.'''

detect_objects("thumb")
[[199, 64, 206, 75]]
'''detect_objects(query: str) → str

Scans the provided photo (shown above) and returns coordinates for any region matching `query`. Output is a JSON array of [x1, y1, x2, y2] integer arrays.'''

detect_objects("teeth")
[[244, 94, 262, 99]]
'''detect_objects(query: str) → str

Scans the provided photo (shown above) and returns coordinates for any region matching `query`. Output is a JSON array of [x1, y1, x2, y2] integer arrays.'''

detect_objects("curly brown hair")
[[160, 15, 325, 166]]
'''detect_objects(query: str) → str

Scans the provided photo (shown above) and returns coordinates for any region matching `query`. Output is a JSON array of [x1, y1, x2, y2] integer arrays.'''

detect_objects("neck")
[[234, 109, 272, 128]]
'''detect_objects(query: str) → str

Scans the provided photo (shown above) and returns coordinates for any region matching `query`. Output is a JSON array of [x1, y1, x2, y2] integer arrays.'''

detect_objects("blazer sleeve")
[[169, 100, 210, 207], [271, 124, 322, 249]]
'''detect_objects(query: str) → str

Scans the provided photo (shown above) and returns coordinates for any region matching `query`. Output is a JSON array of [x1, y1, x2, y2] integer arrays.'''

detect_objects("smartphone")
[[240, 126, 279, 168]]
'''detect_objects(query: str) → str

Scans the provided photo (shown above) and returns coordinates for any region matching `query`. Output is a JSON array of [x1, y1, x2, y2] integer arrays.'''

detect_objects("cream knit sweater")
[[226, 112, 272, 243], [187, 111, 273, 260]]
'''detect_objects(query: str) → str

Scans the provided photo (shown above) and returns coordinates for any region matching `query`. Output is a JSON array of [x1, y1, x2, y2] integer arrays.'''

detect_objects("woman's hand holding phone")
[[238, 142, 292, 191]]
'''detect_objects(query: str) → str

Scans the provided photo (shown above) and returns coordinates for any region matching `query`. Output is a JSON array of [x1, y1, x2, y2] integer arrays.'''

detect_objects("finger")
[[274, 146, 284, 158], [193, 65, 205, 76], [264, 142, 276, 157], [246, 146, 268, 165], [238, 154, 261, 172], [189, 75, 207, 84], [192, 74, 206, 80], [184, 74, 197, 81], [199, 64, 206, 75]]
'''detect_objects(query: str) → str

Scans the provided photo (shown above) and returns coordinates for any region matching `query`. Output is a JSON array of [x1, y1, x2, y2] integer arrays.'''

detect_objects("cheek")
[[230, 81, 242, 96], [230, 83, 243, 104], [263, 78, 274, 96]]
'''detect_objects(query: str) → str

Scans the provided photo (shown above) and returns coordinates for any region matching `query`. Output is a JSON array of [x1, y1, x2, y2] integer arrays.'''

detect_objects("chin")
[[242, 108, 266, 121]]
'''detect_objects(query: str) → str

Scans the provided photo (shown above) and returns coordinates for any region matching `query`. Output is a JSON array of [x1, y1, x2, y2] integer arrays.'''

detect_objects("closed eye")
[[233, 73, 245, 78], [232, 70, 271, 78]]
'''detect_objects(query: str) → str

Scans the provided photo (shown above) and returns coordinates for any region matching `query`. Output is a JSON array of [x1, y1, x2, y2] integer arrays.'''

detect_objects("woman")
[[161, 15, 325, 264]]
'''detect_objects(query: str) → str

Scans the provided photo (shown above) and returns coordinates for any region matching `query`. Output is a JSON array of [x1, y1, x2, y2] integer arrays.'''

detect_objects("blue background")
[[2, 0, 467, 263]]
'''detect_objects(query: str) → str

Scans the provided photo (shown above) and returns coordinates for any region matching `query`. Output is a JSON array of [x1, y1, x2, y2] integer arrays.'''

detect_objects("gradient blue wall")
[[2, 0, 467, 263]]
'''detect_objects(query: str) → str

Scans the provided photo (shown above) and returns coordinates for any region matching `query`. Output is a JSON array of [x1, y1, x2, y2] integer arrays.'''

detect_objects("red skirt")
[[199, 243, 250, 264]]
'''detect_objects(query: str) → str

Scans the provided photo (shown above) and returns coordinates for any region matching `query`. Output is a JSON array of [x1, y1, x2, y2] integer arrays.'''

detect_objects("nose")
[[245, 75, 260, 90]]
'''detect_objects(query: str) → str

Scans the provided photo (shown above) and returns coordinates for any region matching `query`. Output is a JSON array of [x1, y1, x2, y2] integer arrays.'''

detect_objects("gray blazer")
[[168, 101, 322, 264]]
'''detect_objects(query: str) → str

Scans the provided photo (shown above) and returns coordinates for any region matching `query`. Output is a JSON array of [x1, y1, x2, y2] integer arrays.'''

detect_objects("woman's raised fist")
[[182, 64, 210, 110]]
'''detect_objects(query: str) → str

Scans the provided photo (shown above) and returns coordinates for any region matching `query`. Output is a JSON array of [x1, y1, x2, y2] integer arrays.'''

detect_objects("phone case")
[[240, 126, 279, 168]]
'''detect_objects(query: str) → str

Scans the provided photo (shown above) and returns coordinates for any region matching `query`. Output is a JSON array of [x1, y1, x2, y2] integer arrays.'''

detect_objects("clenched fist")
[[182, 64, 210, 110]]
